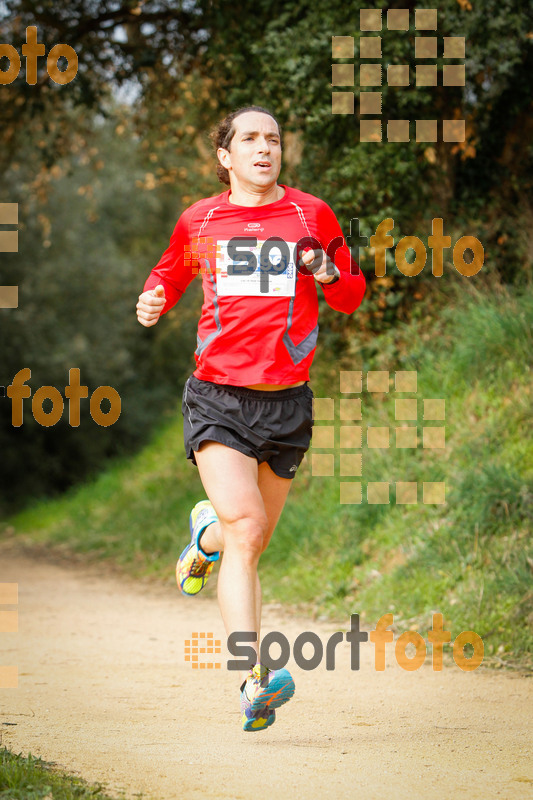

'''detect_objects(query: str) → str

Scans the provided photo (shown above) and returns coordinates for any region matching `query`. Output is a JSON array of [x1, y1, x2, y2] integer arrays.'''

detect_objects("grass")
[[0, 748, 136, 799], [3, 278, 532, 665]]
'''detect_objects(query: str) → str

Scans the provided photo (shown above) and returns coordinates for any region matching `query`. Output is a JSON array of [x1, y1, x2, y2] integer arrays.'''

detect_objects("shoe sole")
[[242, 710, 276, 733], [249, 671, 295, 715]]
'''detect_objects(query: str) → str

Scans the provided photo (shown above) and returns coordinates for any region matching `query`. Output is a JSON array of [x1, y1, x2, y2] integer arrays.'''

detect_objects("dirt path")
[[0, 540, 531, 800]]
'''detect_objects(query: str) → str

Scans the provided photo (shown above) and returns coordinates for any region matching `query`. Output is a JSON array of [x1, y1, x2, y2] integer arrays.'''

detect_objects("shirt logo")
[[244, 222, 264, 233]]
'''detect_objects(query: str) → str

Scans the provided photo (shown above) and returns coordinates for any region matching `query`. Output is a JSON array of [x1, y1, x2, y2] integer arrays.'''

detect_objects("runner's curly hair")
[[209, 106, 283, 185]]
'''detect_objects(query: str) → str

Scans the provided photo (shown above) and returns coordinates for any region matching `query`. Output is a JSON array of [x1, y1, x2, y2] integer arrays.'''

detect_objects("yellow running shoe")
[[176, 500, 220, 596]]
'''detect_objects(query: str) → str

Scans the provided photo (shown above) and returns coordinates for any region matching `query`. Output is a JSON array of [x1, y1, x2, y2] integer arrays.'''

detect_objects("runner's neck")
[[227, 184, 286, 207]]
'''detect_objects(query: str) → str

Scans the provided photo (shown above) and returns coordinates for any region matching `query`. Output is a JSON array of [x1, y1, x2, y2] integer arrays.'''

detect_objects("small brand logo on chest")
[[244, 222, 264, 233]]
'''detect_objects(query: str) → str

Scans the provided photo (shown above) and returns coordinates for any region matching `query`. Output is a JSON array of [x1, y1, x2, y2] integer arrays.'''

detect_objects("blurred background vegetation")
[[0, 0, 531, 662]]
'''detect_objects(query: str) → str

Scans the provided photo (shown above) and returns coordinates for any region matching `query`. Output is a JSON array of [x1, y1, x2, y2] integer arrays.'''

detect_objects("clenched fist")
[[299, 249, 340, 284], [136, 284, 166, 327]]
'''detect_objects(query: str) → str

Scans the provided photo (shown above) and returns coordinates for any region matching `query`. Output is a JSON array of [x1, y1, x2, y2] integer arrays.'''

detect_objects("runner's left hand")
[[299, 249, 340, 283]]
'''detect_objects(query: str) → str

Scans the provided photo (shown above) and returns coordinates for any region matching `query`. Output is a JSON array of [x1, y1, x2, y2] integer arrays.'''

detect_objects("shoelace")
[[247, 664, 270, 692], [252, 664, 270, 679], [189, 549, 209, 576]]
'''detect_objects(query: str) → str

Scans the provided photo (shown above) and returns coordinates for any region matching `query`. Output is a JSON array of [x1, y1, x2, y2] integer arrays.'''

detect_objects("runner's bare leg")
[[193, 442, 293, 683], [253, 460, 294, 641]]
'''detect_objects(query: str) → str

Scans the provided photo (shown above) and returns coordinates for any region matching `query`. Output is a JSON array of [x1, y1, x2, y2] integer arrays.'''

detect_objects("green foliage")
[[0, 111, 200, 511], [1, 0, 531, 551], [0, 747, 130, 799], [5, 281, 532, 663], [0, 0, 210, 171], [192, 0, 533, 292]]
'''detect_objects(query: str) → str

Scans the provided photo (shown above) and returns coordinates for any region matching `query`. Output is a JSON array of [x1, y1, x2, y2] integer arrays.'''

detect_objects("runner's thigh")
[[257, 461, 293, 546], [194, 441, 268, 530]]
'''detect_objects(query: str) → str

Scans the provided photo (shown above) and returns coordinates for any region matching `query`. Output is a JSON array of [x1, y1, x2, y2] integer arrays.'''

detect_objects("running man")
[[136, 105, 366, 732]]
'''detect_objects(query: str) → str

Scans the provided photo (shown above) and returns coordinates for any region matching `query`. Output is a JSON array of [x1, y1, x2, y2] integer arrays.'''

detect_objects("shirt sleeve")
[[143, 207, 196, 315], [316, 201, 366, 315]]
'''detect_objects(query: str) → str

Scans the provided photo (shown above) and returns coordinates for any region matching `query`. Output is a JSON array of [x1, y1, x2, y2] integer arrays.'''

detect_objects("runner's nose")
[[257, 136, 270, 153]]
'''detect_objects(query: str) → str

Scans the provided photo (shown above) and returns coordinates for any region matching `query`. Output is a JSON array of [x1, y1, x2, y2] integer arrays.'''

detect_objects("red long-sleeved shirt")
[[143, 184, 366, 385]]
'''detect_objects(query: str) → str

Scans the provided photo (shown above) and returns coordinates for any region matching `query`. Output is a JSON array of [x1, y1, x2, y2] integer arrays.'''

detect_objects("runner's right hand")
[[136, 284, 166, 327]]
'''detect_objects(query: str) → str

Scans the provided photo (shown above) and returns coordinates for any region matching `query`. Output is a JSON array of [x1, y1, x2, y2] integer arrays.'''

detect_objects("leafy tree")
[[1, 0, 531, 510], [0, 109, 205, 511], [190, 0, 533, 302], [0, 0, 211, 169]]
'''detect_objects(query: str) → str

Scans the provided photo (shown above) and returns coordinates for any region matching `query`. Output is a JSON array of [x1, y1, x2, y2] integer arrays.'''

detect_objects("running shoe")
[[176, 500, 220, 596], [241, 703, 276, 732], [240, 664, 295, 732]]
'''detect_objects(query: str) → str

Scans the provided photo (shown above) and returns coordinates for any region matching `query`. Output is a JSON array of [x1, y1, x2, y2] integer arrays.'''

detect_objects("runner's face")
[[218, 111, 282, 190]]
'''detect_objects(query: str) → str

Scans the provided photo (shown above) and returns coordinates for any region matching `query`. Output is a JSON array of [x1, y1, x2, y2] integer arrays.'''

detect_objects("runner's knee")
[[220, 514, 268, 560]]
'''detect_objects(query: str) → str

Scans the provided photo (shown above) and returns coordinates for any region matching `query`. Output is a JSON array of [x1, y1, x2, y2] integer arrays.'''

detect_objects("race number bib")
[[216, 239, 297, 297]]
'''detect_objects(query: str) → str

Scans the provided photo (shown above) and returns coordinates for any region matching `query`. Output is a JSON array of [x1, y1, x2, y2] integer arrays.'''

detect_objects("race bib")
[[216, 239, 297, 297]]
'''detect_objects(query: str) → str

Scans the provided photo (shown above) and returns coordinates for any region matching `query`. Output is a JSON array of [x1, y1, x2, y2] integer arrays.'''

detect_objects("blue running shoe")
[[240, 664, 295, 731]]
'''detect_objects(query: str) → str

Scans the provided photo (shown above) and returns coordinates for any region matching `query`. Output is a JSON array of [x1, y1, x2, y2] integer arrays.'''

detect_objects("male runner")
[[136, 105, 366, 732]]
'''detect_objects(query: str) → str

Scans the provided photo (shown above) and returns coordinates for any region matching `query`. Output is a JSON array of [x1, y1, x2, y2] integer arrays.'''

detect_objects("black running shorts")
[[182, 374, 314, 479]]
